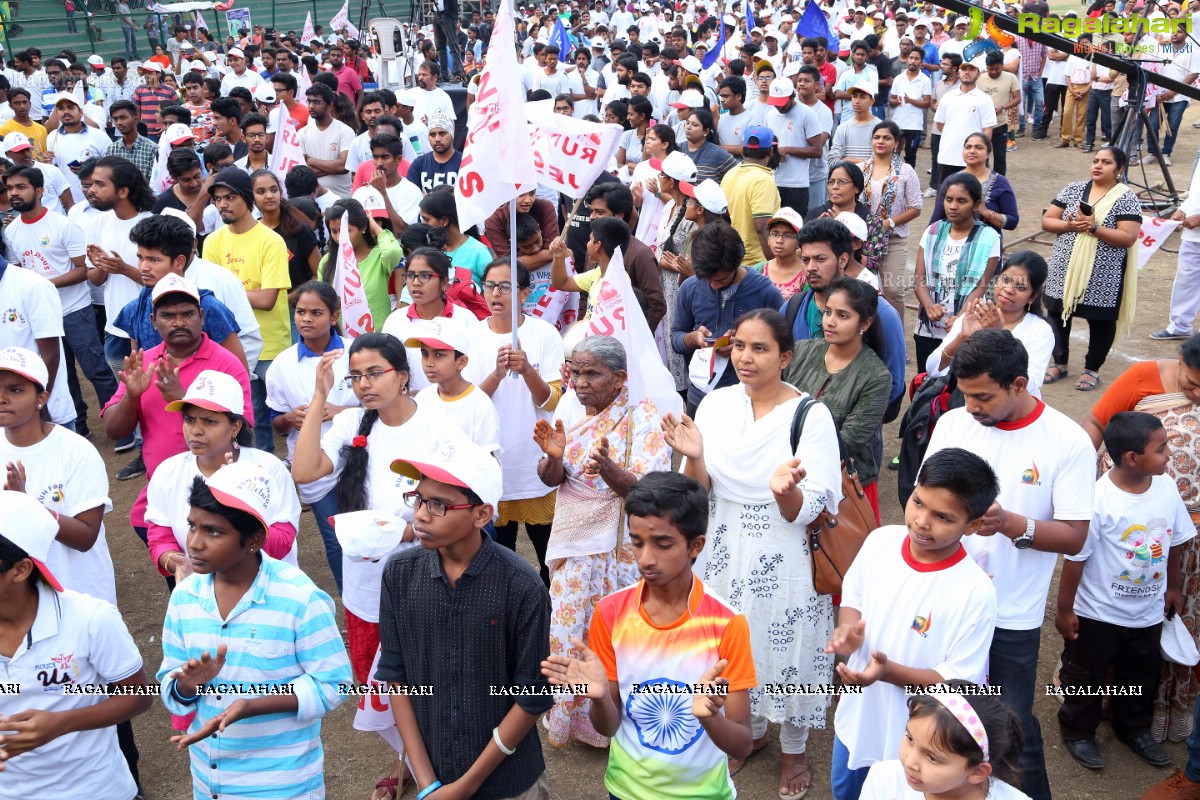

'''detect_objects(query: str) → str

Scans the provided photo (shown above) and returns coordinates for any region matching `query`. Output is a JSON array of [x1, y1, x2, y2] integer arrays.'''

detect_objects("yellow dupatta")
[[1060, 182, 1139, 338]]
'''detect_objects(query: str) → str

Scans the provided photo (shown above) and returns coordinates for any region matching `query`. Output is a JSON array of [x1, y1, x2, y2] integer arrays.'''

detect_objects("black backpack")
[[896, 372, 964, 507]]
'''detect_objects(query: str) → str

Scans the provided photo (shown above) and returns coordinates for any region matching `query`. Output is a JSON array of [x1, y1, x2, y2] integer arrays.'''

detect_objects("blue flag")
[[797, 0, 838, 46], [551, 18, 573, 58], [744, 0, 755, 32], [702, 18, 726, 69]]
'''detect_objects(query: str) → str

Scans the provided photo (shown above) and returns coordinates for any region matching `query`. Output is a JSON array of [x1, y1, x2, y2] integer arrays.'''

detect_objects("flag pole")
[[509, 195, 519, 376]]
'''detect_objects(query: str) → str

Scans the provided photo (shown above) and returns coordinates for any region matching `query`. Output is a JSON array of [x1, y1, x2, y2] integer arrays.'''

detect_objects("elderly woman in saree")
[[534, 335, 671, 747], [662, 308, 843, 800], [1083, 333, 1200, 742]]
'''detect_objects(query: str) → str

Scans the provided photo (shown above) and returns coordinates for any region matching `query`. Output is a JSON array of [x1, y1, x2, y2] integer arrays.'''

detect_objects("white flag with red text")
[[525, 101, 623, 199], [330, 0, 360, 41], [335, 211, 374, 337], [454, 0, 537, 233], [301, 11, 316, 45], [269, 113, 305, 196]]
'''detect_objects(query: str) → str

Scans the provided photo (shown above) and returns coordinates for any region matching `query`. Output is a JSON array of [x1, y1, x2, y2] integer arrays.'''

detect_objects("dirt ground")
[[92, 117, 1200, 800]]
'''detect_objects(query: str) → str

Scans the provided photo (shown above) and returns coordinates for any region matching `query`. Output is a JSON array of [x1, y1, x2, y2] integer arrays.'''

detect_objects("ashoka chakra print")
[[625, 678, 703, 755]]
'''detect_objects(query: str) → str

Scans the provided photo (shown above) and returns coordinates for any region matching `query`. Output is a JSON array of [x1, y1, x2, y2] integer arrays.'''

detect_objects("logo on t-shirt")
[[1021, 462, 1041, 486], [625, 677, 704, 754], [35, 652, 79, 692], [911, 612, 932, 638], [2, 308, 28, 328], [1117, 520, 1171, 590], [37, 483, 65, 506]]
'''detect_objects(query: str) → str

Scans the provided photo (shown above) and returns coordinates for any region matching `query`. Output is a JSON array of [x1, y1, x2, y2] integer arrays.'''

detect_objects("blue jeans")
[[121, 26, 139, 59], [64, 305, 119, 406], [1085, 88, 1112, 146], [871, 102, 888, 121], [831, 735, 871, 800], [309, 489, 342, 594], [1148, 100, 1188, 156], [1022, 77, 1044, 132], [251, 359, 275, 454], [103, 333, 138, 448], [990, 626, 1051, 800]]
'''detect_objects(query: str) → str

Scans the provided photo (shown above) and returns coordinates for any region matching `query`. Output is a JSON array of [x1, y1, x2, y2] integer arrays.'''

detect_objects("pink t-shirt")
[[101, 335, 254, 527], [351, 158, 412, 193], [334, 65, 363, 101]]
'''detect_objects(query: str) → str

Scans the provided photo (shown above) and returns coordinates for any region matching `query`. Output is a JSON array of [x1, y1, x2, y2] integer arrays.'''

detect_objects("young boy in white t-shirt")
[[406, 320, 500, 456], [827, 447, 1000, 800], [1055, 411, 1196, 770]]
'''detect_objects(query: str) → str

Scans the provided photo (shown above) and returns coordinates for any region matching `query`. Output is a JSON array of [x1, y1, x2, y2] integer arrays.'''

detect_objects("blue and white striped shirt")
[[157, 555, 352, 799]]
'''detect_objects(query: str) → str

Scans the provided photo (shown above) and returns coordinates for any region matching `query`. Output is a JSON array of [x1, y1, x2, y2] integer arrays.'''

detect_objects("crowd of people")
[[2, 1, 1200, 800]]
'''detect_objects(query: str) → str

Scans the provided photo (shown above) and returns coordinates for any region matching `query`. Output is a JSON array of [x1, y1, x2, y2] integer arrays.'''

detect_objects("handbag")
[[789, 397, 877, 595]]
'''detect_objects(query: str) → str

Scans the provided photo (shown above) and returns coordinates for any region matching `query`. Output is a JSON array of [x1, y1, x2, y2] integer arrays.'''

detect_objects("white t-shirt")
[[346, 129, 373, 174], [535, 67, 576, 97], [401, 118, 430, 163], [835, 526, 996, 769], [34, 162, 72, 213], [414, 382, 501, 455], [264, 343, 358, 503], [924, 401, 1097, 629], [804, 99, 834, 187], [935, 87, 997, 167], [411, 86, 455, 126], [4, 208, 90, 315], [380, 305, 478, 393], [1068, 472, 1197, 628], [716, 106, 764, 149], [1158, 42, 1200, 101], [861, 760, 1032, 800], [764, 102, 822, 188], [84, 210, 152, 337], [383, 177, 424, 226], [891, 70, 933, 130], [1042, 53, 1068, 85], [319, 401, 446, 620], [219, 69, 265, 94], [939, 38, 968, 59], [914, 227, 1001, 340], [926, 313, 1055, 398], [0, 265, 73, 424], [0, 584, 141, 800], [298, 118, 356, 199], [0, 425, 116, 604], [465, 316, 564, 501], [145, 448, 302, 566], [185, 256, 264, 372], [46, 127, 112, 206]]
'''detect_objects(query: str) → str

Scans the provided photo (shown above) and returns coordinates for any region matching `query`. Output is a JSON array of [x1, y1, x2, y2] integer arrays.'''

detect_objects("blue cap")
[[743, 125, 776, 148]]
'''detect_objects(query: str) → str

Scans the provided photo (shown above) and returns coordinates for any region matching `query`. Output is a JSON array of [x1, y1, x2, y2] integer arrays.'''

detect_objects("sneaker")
[[117, 454, 146, 481], [1007, 140, 1017, 152], [1164, 154, 1173, 166], [1194, 119, 1200, 128], [1151, 329, 1191, 340], [1081, 144, 1093, 153], [113, 435, 137, 453], [1131, 157, 1140, 166], [923, 187, 938, 198], [1141, 768, 1200, 800]]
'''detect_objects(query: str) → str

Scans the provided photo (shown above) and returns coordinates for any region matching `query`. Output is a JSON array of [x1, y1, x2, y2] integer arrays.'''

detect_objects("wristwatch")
[[1012, 516, 1036, 550]]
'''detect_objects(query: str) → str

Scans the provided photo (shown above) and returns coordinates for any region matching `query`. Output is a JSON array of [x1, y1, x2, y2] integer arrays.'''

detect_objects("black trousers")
[[1058, 616, 1161, 741], [1039, 83, 1067, 137], [929, 133, 941, 189], [902, 129, 922, 169], [914, 334, 941, 370], [495, 521, 551, 587], [992, 124, 1009, 176], [778, 186, 810, 216], [117, 718, 141, 788], [1047, 312, 1118, 373]]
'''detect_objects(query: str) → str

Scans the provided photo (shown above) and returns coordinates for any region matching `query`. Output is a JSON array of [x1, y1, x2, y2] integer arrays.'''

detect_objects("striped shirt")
[[1017, 37, 1046, 82], [157, 555, 352, 799], [132, 86, 180, 135]]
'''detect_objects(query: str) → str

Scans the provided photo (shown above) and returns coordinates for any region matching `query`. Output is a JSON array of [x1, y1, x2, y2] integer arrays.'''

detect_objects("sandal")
[[371, 768, 413, 800], [1044, 364, 1070, 384], [730, 735, 769, 776], [779, 752, 813, 800], [1076, 370, 1100, 392]]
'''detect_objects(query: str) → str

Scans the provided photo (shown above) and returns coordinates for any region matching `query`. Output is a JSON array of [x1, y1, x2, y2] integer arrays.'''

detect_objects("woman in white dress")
[[662, 308, 843, 800]]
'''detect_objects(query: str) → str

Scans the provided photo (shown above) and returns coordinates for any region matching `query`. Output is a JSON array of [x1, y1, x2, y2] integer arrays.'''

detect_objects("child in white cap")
[[157, 461, 352, 800], [0, 490, 152, 799]]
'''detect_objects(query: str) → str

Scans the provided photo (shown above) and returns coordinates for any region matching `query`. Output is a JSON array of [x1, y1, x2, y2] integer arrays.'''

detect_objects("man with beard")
[[298, 84, 354, 199], [44, 93, 111, 216], [345, 91, 388, 174], [3, 165, 115, 435], [410, 60, 455, 126], [152, 148, 207, 226], [602, 52, 636, 105], [406, 112, 461, 192], [201, 167, 289, 454], [104, 100, 157, 184], [2, 131, 72, 212], [328, 44, 362, 105]]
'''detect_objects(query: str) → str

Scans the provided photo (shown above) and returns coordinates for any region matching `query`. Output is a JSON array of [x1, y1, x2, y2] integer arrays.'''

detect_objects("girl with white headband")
[[860, 679, 1029, 799]]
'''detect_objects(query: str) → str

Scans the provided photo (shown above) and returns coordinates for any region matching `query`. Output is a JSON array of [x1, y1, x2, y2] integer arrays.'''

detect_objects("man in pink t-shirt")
[[329, 46, 363, 104]]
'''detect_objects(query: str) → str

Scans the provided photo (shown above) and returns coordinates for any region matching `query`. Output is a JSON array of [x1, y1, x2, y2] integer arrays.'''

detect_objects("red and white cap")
[[87, 54, 105, 69], [680, 178, 728, 214], [403, 318, 470, 355], [0, 491, 64, 590], [649, 150, 697, 183], [228, 47, 246, 59], [390, 433, 503, 510], [768, 207, 805, 234], [140, 60, 164, 73], [352, 185, 390, 219], [0, 345, 49, 387], [165, 369, 246, 414], [2, 131, 32, 152], [164, 122, 195, 146], [151, 273, 201, 306], [253, 82, 277, 103], [668, 88, 706, 109], [835, 210, 869, 242], [205, 461, 272, 535], [767, 76, 796, 106]]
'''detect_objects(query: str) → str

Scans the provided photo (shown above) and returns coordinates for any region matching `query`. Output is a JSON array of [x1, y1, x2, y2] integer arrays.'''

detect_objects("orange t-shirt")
[[1089, 360, 1165, 427]]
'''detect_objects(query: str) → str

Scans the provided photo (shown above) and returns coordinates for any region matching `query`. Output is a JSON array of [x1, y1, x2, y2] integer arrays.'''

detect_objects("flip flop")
[[730, 735, 769, 776], [372, 768, 412, 800], [779, 754, 813, 800], [1075, 370, 1100, 392], [1044, 364, 1070, 384]]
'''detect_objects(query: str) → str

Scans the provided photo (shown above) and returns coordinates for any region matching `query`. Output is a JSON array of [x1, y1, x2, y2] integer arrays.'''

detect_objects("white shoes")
[[922, 188, 937, 198]]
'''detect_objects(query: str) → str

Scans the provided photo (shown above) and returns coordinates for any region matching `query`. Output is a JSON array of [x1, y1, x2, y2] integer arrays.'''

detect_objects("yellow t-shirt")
[[0, 118, 49, 159], [575, 266, 604, 318], [202, 222, 292, 360], [720, 162, 780, 266]]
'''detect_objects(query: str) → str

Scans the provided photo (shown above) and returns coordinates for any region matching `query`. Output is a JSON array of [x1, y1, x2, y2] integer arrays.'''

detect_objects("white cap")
[[763, 27, 781, 40], [161, 207, 198, 236], [391, 433, 504, 511], [2, 131, 32, 152], [253, 83, 277, 103], [653, 150, 697, 183], [188, 59, 207, 71], [332, 510, 406, 561], [51, 91, 83, 108], [768, 207, 804, 234], [968, 54, 988, 70], [427, 111, 454, 133], [782, 60, 803, 77], [0, 345, 49, 387], [165, 369, 245, 415], [397, 88, 420, 107], [669, 88, 705, 109], [681, 178, 728, 214], [849, 78, 879, 97], [228, 47, 246, 59], [205, 461, 272, 535], [767, 76, 796, 105], [352, 185, 390, 218], [87, 54, 105, 68], [0, 491, 64, 590], [151, 273, 201, 306], [403, 317, 471, 355], [913, 17, 930, 28], [954, 15, 970, 26], [181, 40, 195, 50], [164, 122, 195, 145], [678, 54, 703, 73], [140, 60, 164, 73], [835, 210, 869, 241]]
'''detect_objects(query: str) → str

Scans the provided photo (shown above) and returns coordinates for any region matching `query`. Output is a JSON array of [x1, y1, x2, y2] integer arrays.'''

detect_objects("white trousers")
[[1168, 239, 1200, 335], [751, 716, 810, 754]]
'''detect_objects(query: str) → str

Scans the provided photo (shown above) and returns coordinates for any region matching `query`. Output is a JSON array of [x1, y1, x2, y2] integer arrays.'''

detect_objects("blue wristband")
[[170, 679, 201, 706], [416, 781, 443, 800]]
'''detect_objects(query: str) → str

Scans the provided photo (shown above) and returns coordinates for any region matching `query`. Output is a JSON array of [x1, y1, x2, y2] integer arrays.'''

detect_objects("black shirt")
[[270, 223, 319, 290], [376, 535, 552, 800], [869, 53, 893, 105], [565, 170, 620, 268]]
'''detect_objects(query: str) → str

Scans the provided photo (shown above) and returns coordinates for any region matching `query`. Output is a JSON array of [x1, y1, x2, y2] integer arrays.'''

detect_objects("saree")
[[544, 387, 671, 747]]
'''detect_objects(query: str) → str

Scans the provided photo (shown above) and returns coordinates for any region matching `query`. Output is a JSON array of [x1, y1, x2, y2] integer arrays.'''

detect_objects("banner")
[[301, 11, 316, 45], [455, 0, 537, 232], [586, 247, 683, 417], [193, 10, 208, 30], [150, 135, 173, 194], [329, 0, 360, 41], [225, 7, 250, 35], [524, 260, 579, 332], [269, 112, 305, 195], [634, 189, 663, 253], [1137, 215, 1182, 270], [334, 211, 374, 337], [525, 103, 623, 199]]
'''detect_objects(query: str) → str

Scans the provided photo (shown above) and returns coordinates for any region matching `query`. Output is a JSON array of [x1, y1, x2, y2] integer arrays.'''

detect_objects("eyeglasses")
[[827, 178, 853, 186], [345, 368, 397, 383], [997, 274, 1030, 292], [768, 230, 797, 239], [482, 281, 513, 294], [244, 132, 267, 139], [406, 271, 437, 285], [403, 490, 479, 516]]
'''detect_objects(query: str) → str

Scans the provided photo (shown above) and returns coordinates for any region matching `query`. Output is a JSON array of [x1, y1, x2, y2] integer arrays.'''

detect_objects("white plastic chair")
[[368, 17, 411, 89]]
